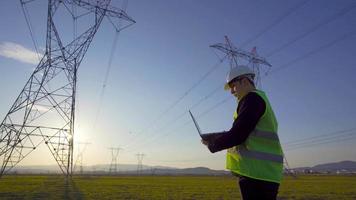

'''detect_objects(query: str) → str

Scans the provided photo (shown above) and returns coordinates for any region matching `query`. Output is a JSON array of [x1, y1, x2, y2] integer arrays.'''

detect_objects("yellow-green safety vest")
[[226, 90, 283, 183]]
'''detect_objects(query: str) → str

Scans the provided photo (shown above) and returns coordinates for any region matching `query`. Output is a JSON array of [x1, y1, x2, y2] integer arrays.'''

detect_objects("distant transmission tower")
[[210, 36, 272, 87], [108, 147, 122, 174], [74, 142, 91, 174], [136, 153, 145, 175], [0, 0, 135, 177]]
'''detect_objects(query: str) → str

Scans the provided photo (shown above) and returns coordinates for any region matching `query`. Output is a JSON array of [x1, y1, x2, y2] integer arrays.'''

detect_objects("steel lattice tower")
[[210, 36, 272, 86], [73, 142, 91, 174], [136, 153, 145, 175], [0, 0, 135, 177], [108, 147, 121, 174]]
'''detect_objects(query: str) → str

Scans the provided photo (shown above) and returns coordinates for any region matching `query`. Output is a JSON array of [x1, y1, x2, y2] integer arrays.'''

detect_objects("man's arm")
[[206, 92, 266, 153]]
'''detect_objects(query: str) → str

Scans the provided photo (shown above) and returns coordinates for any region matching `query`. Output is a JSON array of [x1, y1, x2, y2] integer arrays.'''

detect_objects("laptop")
[[189, 110, 217, 141]]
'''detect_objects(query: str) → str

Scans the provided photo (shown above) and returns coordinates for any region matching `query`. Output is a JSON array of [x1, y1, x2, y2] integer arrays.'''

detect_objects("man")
[[201, 65, 284, 200]]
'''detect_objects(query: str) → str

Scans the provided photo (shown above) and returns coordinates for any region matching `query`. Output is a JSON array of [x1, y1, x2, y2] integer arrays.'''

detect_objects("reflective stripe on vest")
[[251, 130, 279, 141], [238, 146, 283, 163]]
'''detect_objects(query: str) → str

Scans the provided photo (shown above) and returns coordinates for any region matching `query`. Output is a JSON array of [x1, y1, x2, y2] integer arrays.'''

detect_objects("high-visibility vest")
[[226, 90, 284, 183]]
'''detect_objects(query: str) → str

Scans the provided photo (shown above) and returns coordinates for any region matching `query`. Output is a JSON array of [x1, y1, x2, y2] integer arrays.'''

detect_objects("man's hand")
[[201, 139, 209, 146], [200, 132, 225, 153], [201, 139, 216, 153]]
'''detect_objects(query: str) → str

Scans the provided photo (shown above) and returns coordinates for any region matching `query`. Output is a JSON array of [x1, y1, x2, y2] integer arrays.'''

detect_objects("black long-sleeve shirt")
[[207, 91, 266, 153]]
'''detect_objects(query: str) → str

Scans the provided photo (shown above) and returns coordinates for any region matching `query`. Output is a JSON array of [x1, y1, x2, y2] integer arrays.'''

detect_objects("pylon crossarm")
[[211, 44, 272, 67], [68, 0, 136, 23]]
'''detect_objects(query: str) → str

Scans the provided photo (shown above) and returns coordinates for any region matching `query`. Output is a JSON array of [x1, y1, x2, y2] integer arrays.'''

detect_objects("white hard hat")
[[224, 65, 255, 90]]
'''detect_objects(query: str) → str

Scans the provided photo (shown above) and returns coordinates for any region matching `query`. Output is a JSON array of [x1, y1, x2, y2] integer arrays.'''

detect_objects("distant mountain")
[[312, 160, 356, 171], [293, 160, 356, 172], [11, 164, 229, 175], [140, 167, 229, 175], [12, 160, 356, 175]]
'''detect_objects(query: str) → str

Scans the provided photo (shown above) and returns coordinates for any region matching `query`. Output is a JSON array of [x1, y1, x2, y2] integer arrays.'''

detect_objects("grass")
[[0, 175, 355, 199]]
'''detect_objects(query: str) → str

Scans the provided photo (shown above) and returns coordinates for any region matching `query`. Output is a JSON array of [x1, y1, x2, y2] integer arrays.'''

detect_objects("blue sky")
[[0, 0, 356, 170]]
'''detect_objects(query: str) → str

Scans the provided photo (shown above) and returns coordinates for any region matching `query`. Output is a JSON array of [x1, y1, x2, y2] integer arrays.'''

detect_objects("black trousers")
[[238, 176, 279, 200]]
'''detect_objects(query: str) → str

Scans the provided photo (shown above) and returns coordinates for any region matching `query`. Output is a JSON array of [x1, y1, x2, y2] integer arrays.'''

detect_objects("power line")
[[125, 29, 356, 152], [93, 30, 120, 129], [197, 30, 356, 122], [122, 83, 224, 150], [125, 96, 233, 152], [202, 2, 356, 100], [92, 1, 133, 129], [130, 4, 356, 148], [126, 1, 317, 149], [132, 0, 309, 141], [124, 3, 356, 152], [124, 87, 232, 151], [266, 3, 356, 57], [145, 155, 217, 163], [286, 134, 356, 150], [141, 129, 356, 166], [284, 132, 356, 151], [284, 128, 356, 145], [240, 0, 310, 48], [135, 57, 226, 134], [286, 132, 356, 148], [139, 130, 356, 170], [123, 57, 226, 149], [19, 0, 41, 61], [271, 30, 356, 73]]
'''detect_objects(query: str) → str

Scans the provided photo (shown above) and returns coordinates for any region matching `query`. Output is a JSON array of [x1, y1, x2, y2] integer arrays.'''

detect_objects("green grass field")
[[0, 175, 355, 199]]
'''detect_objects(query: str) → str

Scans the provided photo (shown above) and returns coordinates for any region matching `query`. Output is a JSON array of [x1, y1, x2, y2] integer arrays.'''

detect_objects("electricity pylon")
[[136, 153, 145, 175], [0, 0, 135, 177], [108, 147, 122, 174], [210, 36, 272, 86], [73, 142, 91, 174]]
